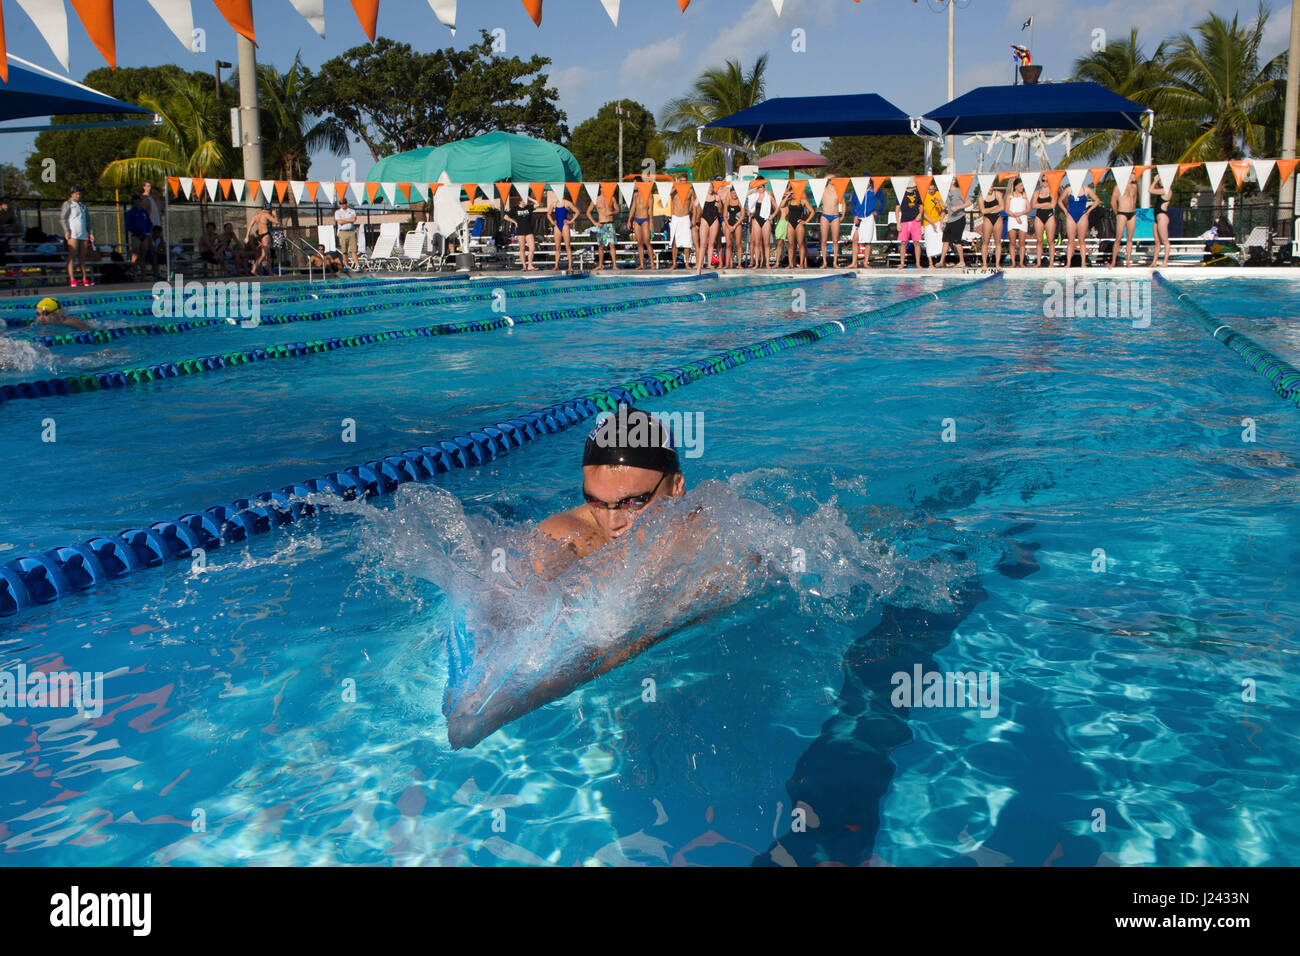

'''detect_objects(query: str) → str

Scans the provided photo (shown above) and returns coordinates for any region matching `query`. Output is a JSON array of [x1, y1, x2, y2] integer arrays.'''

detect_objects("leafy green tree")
[[567, 100, 667, 181], [659, 56, 799, 179], [301, 33, 568, 159], [255, 55, 350, 181], [26, 65, 212, 201], [0, 162, 33, 197], [821, 135, 925, 177], [1066, 28, 1168, 166]]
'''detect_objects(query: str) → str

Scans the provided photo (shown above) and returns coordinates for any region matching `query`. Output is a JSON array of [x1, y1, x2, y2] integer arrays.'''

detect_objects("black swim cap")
[[582, 406, 680, 474]]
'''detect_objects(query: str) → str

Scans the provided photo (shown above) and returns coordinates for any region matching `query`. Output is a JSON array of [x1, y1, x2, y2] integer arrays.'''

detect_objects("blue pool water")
[[1, 272, 1297, 866]]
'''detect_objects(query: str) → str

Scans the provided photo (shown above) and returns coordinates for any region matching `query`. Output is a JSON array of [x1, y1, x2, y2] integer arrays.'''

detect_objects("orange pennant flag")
[[635, 180, 654, 205], [913, 175, 933, 196], [246, 179, 260, 199], [678, 0, 691, 10], [166, 176, 180, 196], [996, 171, 1017, 182], [191, 177, 206, 197], [1227, 159, 1250, 187], [1130, 164, 1152, 176], [463, 184, 478, 203], [496, 182, 512, 205], [1178, 163, 1201, 177], [600, 182, 618, 204], [954, 173, 976, 199], [0, 2, 7, 83], [366, 182, 381, 203], [218, 178, 233, 198], [212, 0, 256, 44], [1276, 159, 1299, 186], [334, 182, 349, 202], [69, 0, 116, 68], [274, 180, 289, 201], [426, 183, 441, 199], [1041, 170, 1066, 194], [789, 179, 808, 201], [829, 177, 850, 201], [871, 175, 889, 194], [305, 181, 319, 201], [529, 182, 546, 203], [396, 182, 411, 203], [350, 0, 379, 40], [522, 0, 542, 26], [566, 182, 583, 203], [672, 181, 693, 202], [1089, 167, 1108, 185]]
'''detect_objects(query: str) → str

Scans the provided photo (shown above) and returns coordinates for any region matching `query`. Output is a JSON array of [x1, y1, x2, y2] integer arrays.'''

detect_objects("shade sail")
[[0, 54, 151, 122], [367, 131, 582, 185], [923, 82, 1148, 136], [704, 93, 920, 141]]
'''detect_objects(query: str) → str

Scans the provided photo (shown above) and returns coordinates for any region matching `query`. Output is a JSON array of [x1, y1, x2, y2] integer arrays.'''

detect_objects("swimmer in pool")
[[535, 408, 685, 573], [32, 297, 91, 331]]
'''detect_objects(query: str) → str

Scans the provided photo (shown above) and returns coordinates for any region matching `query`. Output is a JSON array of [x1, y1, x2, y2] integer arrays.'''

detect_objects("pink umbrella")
[[756, 149, 830, 175]]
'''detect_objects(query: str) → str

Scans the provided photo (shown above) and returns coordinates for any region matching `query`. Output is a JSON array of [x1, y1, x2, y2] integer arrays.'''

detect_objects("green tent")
[[367, 131, 582, 191]]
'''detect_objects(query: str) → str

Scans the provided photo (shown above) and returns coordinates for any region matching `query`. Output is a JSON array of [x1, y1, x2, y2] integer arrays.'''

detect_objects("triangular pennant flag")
[[850, 176, 869, 203], [890, 176, 913, 199], [619, 182, 636, 205], [932, 174, 953, 198], [317, 181, 335, 203], [522, 0, 542, 27], [770, 0, 784, 12], [69, 0, 116, 68], [977, 173, 997, 197], [654, 181, 672, 204], [288, 0, 325, 38], [15, 0, 70, 71], [180, 177, 193, 199], [955, 173, 975, 199], [477, 182, 493, 203], [1251, 159, 1275, 188], [512, 181, 530, 200], [673, 181, 694, 202], [212, 0, 256, 44], [366, 182, 381, 204], [691, 182, 710, 205], [217, 177, 232, 199], [1179, 163, 1202, 176], [190, 176, 205, 198], [245, 179, 259, 200], [230, 178, 245, 201], [769, 178, 788, 204], [275, 180, 290, 201], [530, 182, 546, 202], [424, 182, 441, 200], [678, 0, 690, 11], [789, 179, 808, 202], [1019, 170, 1040, 196], [305, 181, 320, 202], [545, 182, 563, 202], [496, 182, 513, 205], [829, 177, 850, 202], [870, 175, 889, 195], [289, 180, 307, 202], [166, 176, 180, 196], [204, 178, 219, 201], [428, 0, 455, 34], [1041, 170, 1065, 195], [1227, 159, 1250, 187], [1089, 167, 1108, 185], [912, 175, 932, 197], [1065, 168, 1087, 194], [0, 5, 8, 83], [146, 0, 195, 52], [807, 178, 827, 205], [457, 183, 472, 202], [1155, 164, 1179, 188], [1111, 164, 1133, 191], [731, 179, 749, 203], [996, 171, 1017, 182], [600, 0, 620, 25], [349, 181, 366, 204], [565, 182, 582, 203], [350, 0, 379, 40], [398, 183, 414, 203], [599, 182, 617, 205], [583, 182, 600, 204], [1276, 159, 1299, 186], [261, 180, 275, 201], [1204, 161, 1228, 193]]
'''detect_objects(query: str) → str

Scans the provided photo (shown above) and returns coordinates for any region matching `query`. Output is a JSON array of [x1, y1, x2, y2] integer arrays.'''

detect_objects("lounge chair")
[[361, 223, 400, 271]]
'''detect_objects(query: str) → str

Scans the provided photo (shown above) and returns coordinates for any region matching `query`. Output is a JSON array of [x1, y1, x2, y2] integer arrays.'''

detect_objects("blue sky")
[[0, 0, 1289, 179]]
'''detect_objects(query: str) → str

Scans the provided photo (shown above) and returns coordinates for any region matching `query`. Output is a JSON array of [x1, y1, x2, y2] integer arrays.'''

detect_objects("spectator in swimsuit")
[[1031, 179, 1058, 268], [1058, 182, 1100, 267], [61, 185, 94, 287], [1006, 180, 1030, 268], [585, 191, 618, 271], [504, 197, 539, 272], [819, 180, 843, 268], [627, 177, 656, 270], [1150, 172, 1172, 268], [1109, 178, 1139, 268], [547, 192, 578, 272], [723, 184, 743, 269], [921, 180, 946, 267], [746, 184, 772, 270], [668, 180, 696, 269], [244, 203, 278, 276], [787, 185, 810, 268], [697, 179, 723, 275], [978, 184, 1004, 269], [896, 183, 924, 270]]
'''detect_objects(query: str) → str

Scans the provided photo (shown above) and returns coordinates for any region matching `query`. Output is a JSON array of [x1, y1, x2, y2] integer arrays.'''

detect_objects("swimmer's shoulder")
[[537, 506, 599, 548]]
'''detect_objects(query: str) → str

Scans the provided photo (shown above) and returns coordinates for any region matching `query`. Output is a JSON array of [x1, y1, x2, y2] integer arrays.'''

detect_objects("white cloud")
[[620, 33, 686, 89], [693, 0, 781, 75]]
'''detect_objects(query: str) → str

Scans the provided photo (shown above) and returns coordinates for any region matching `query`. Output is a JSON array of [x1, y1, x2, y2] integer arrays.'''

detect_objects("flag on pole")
[[1021, 17, 1032, 30]]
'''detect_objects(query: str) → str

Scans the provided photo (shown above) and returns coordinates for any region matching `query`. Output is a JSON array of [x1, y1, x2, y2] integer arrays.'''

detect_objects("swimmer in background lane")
[[33, 297, 91, 331]]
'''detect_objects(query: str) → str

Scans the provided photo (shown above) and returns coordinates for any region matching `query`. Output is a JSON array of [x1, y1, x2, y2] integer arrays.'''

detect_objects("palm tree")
[[1155, 3, 1286, 204], [256, 55, 350, 182], [659, 56, 799, 179], [1065, 28, 1167, 167]]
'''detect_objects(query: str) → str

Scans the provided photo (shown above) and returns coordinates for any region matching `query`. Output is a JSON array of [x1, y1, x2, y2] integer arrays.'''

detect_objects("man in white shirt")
[[334, 197, 359, 269]]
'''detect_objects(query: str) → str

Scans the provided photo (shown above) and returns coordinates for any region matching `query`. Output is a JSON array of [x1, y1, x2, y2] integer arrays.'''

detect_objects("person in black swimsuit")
[[1032, 180, 1058, 268], [503, 197, 538, 271], [1150, 171, 1172, 267], [978, 187, 1004, 269], [244, 203, 278, 276], [787, 187, 809, 268], [722, 186, 742, 268], [698, 179, 722, 274]]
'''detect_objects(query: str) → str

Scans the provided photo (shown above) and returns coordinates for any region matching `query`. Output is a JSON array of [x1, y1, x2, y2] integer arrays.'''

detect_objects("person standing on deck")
[[586, 191, 618, 271], [818, 180, 843, 268], [60, 186, 94, 287]]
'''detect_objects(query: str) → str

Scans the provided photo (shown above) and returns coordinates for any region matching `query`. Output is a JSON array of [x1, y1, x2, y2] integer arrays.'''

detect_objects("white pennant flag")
[[600, 0, 620, 26], [15, 0, 70, 71], [807, 178, 827, 205], [1065, 168, 1087, 195], [1252, 159, 1275, 188], [146, 0, 196, 53], [230, 178, 245, 201], [205, 179, 220, 201], [1155, 164, 1179, 189], [731, 179, 750, 203], [850, 176, 870, 203], [584, 182, 601, 203], [769, 178, 788, 204], [180, 178, 193, 199], [428, 0, 456, 34], [513, 182, 530, 200], [618, 182, 635, 205], [384, 182, 402, 205], [477, 183, 494, 204], [1110, 165, 1133, 191], [692, 182, 710, 205], [261, 180, 276, 201], [1204, 161, 1228, 194], [932, 173, 954, 198], [289, 0, 326, 37], [977, 173, 997, 197], [349, 182, 367, 204], [1019, 170, 1040, 196], [547, 183, 565, 204], [771, 0, 785, 13], [890, 176, 913, 200], [654, 181, 672, 204], [317, 181, 336, 204], [290, 180, 307, 202]]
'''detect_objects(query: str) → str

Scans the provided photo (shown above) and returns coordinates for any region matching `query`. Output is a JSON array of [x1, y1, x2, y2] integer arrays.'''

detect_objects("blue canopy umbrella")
[[0, 54, 152, 133], [923, 82, 1147, 135], [705, 93, 926, 142]]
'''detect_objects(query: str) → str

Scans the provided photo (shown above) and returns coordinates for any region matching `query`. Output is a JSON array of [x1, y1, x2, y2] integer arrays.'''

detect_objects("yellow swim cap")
[[36, 297, 60, 313]]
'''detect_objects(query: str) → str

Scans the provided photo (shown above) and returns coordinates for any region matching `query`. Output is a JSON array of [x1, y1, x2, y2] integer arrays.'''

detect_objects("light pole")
[[616, 102, 625, 181], [915, 0, 961, 172], [236, 35, 262, 199], [1280, 0, 1300, 240]]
